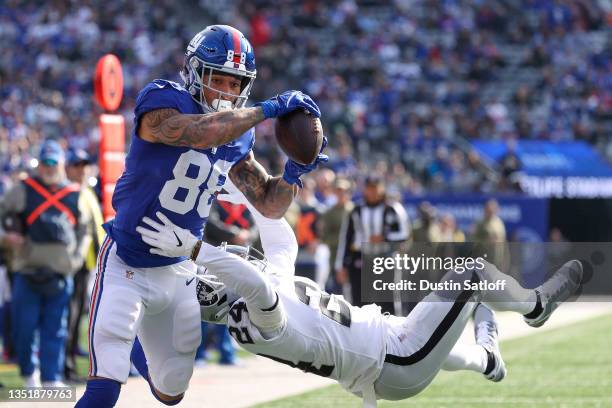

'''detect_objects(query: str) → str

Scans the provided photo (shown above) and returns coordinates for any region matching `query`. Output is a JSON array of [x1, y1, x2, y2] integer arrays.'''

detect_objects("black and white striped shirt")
[[335, 201, 410, 270]]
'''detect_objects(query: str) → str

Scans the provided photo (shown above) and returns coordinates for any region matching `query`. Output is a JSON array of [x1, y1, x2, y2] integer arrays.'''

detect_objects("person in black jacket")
[[335, 175, 410, 313]]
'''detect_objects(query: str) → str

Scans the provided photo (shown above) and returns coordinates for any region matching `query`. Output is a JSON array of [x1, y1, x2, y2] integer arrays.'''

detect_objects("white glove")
[[136, 211, 199, 258]]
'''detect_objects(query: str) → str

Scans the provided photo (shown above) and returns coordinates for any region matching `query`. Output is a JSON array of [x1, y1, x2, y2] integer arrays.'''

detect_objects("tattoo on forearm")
[[230, 153, 297, 219], [142, 107, 265, 148]]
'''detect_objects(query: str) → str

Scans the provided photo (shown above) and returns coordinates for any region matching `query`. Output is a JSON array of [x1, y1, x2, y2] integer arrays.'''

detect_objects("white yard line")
[[15, 301, 612, 408]]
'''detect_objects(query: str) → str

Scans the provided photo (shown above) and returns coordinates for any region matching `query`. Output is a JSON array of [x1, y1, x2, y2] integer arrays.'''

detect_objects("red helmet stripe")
[[231, 28, 242, 59]]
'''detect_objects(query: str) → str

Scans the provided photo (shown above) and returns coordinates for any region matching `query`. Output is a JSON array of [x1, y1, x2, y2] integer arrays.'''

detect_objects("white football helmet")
[[196, 243, 268, 323]]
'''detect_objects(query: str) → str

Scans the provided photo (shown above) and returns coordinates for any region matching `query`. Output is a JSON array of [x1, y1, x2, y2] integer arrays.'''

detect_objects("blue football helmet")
[[181, 25, 257, 111]]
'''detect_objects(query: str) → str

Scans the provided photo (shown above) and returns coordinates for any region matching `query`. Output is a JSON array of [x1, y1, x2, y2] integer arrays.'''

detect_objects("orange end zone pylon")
[[94, 54, 125, 220]]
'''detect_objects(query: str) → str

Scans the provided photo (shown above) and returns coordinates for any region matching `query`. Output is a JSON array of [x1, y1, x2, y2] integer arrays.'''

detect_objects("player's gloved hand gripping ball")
[[137, 212, 197, 258], [255, 90, 321, 119], [282, 136, 329, 188]]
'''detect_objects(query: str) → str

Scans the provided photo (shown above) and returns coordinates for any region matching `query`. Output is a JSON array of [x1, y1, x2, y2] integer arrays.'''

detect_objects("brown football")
[[275, 109, 323, 165]]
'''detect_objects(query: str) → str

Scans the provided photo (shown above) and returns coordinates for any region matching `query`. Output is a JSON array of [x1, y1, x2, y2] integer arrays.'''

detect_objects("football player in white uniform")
[[137, 181, 584, 407]]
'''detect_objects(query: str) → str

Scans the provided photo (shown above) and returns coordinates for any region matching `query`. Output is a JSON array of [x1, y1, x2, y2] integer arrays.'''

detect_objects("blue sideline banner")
[[472, 140, 612, 197], [403, 195, 548, 242]]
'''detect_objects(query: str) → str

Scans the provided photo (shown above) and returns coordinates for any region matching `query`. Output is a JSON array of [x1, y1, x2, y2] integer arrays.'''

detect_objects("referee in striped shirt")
[[335, 175, 410, 313]]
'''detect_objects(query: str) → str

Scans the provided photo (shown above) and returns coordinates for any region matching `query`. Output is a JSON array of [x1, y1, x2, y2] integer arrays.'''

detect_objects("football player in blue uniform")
[[76, 25, 327, 407]]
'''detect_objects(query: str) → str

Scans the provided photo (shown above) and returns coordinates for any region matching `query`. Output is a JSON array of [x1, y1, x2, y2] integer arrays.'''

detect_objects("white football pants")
[[88, 236, 201, 396]]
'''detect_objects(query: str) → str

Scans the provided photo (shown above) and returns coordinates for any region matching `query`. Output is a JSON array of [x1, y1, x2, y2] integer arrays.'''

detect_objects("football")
[[275, 109, 324, 165]]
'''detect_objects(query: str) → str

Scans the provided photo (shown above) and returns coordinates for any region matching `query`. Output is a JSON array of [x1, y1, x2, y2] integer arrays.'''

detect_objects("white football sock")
[[442, 344, 488, 373]]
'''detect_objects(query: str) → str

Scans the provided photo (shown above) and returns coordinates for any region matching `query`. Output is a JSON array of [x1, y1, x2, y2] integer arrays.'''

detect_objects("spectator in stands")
[[328, 142, 357, 178], [1, 0, 610, 193], [473, 199, 507, 270], [498, 140, 523, 192], [412, 202, 442, 243], [473, 199, 506, 243], [63, 148, 104, 383], [0, 140, 91, 387], [439, 213, 465, 243], [314, 168, 337, 209]]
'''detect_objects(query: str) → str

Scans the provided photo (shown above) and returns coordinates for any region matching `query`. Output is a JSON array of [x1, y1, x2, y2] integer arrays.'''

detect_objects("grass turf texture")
[[256, 313, 612, 408]]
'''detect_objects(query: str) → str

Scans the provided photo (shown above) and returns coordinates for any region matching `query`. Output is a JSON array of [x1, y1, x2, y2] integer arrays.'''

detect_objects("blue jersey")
[[105, 79, 254, 267]]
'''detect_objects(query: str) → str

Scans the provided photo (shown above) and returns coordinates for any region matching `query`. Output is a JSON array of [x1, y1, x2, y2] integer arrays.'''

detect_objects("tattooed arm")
[[138, 107, 265, 149], [229, 152, 297, 219]]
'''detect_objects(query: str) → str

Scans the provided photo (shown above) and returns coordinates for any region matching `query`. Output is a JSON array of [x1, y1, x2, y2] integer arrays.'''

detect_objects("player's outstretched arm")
[[229, 152, 297, 219], [139, 107, 265, 149], [139, 90, 321, 150]]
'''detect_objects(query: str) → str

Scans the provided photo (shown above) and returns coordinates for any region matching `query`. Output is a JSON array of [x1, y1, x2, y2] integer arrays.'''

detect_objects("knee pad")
[[145, 371, 184, 406], [153, 356, 194, 396], [75, 379, 121, 408], [147, 378, 184, 406], [172, 300, 201, 353], [145, 301, 199, 398]]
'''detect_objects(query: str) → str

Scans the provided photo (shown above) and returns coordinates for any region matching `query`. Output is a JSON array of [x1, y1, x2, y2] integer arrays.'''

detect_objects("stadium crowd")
[[0, 0, 611, 196]]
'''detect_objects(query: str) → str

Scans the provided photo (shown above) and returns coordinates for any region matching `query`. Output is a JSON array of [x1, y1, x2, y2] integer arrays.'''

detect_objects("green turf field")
[[257, 313, 612, 408]]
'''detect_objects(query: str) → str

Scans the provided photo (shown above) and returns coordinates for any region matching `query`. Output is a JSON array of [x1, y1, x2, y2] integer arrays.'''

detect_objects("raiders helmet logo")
[[196, 280, 219, 306]]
